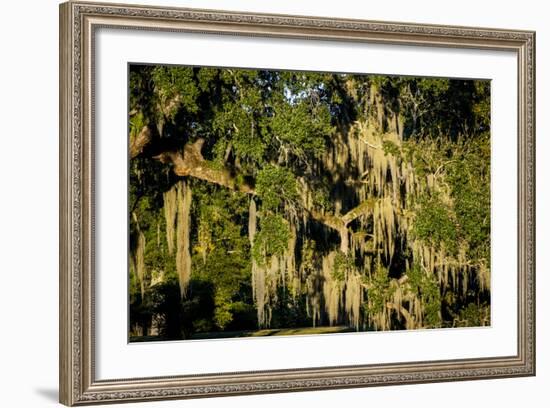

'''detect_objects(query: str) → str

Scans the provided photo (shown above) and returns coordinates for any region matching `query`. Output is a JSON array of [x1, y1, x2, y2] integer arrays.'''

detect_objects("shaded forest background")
[[128, 64, 491, 341]]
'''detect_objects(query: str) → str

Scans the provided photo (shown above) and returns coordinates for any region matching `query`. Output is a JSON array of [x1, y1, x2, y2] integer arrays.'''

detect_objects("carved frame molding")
[[59, 1, 535, 405]]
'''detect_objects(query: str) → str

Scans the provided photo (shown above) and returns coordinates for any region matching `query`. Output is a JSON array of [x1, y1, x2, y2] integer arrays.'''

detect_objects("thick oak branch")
[[152, 139, 378, 249], [130, 125, 153, 159], [153, 139, 255, 194]]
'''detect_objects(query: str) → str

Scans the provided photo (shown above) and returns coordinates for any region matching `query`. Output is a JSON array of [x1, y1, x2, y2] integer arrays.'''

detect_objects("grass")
[[130, 325, 355, 342]]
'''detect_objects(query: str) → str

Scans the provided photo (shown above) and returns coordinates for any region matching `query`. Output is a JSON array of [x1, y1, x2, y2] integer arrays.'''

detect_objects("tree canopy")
[[128, 64, 491, 340]]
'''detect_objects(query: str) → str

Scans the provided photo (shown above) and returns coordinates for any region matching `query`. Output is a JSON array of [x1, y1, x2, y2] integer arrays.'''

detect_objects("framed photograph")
[[59, 1, 535, 405]]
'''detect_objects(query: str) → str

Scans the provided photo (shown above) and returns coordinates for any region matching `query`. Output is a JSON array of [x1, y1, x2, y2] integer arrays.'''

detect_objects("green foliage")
[[364, 261, 393, 316], [129, 111, 146, 142], [413, 194, 458, 255], [196, 68, 218, 92], [271, 100, 332, 157], [370, 75, 490, 140], [252, 214, 291, 264], [191, 184, 252, 332], [212, 103, 266, 164], [213, 297, 234, 329], [332, 251, 354, 282], [409, 133, 490, 266], [300, 239, 318, 275], [256, 165, 299, 211], [455, 302, 491, 327], [472, 81, 491, 132], [151, 66, 199, 116], [446, 135, 491, 262], [416, 78, 451, 94], [382, 140, 401, 157], [129, 65, 155, 121], [407, 264, 442, 328], [312, 184, 332, 211]]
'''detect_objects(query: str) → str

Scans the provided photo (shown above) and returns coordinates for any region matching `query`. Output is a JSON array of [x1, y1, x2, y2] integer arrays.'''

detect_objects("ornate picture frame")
[[59, 1, 535, 405]]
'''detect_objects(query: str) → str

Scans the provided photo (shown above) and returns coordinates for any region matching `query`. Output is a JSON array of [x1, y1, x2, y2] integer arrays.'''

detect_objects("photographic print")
[[128, 65, 491, 342]]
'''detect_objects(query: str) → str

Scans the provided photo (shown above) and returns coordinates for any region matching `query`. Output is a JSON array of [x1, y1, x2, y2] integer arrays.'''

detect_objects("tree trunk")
[[339, 226, 349, 254]]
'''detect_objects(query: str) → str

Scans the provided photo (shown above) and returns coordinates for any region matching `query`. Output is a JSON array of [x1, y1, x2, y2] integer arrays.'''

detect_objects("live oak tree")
[[128, 65, 491, 339]]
